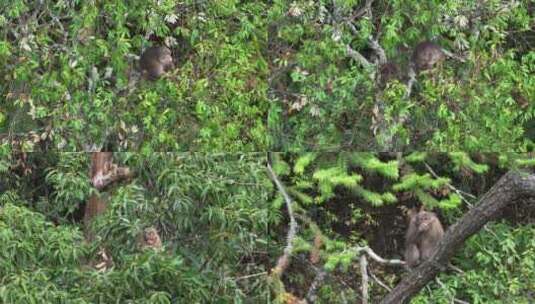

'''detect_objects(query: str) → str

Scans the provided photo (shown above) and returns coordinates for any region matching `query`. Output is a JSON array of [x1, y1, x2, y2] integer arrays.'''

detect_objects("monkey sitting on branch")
[[139, 46, 174, 80], [411, 41, 446, 72], [404, 207, 444, 268], [137, 226, 163, 252]]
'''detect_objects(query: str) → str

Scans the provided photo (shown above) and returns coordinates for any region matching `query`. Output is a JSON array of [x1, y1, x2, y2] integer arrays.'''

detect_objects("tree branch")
[[267, 157, 299, 277], [360, 255, 369, 304], [351, 246, 405, 266], [305, 267, 327, 303]]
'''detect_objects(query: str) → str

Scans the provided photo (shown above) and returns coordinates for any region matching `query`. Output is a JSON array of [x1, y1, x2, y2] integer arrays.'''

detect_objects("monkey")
[[137, 226, 163, 251], [139, 46, 174, 80], [411, 41, 445, 72], [404, 208, 444, 268], [92, 248, 113, 272]]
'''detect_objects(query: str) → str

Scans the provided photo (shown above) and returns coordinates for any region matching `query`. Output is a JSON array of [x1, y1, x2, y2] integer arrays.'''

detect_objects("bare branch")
[[267, 159, 299, 277], [424, 162, 477, 203], [405, 66, 417, 98], [234, 272, 268, 281], [441, 48, 466, 62], [369, 39, 387, 65], [351, 246, 405, 266], [360, 255, 369, 304], [435, 278, 470, 304]]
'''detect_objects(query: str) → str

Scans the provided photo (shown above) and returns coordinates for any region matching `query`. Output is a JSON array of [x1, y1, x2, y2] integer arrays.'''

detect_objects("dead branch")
[[352, 246, 405, 266], [405, 66, 416, 98], [441, 48, 466, 63], [381, 169, 535, 304], [424, 162, 477, 205], [267, 158, 298, 277], [360, 255, 369, 304]]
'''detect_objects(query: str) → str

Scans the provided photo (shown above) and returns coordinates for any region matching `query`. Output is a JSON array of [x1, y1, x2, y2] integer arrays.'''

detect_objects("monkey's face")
[[159, 50, 173, 70], [413, 42, 445, 71], [144, 229, 159, 245], [416, 212, 436, 232]]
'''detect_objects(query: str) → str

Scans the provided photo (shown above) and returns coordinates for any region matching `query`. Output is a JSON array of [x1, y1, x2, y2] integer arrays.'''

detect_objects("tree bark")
[[381, 169, 535, 304], [84, 152, 133, 241]]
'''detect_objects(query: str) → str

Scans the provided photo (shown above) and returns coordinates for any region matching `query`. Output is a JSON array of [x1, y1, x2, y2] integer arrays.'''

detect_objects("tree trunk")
[[84, 152, 133, 241]]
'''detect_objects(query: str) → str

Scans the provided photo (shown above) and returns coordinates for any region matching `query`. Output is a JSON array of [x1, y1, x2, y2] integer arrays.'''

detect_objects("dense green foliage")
[[1, 1, 269, 151], [267, 0, 534, 151], [0, 153, 274, 302], [1, 1, 534, 151], [1, 0, 535, 302]]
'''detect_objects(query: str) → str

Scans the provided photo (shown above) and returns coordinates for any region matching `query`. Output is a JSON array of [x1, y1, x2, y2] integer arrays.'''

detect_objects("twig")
[[370, 270, 392, 291], [234, 272, 268, 281], [441, 48, 466, 63], [360, 255, 369, 304], [435, 278, 470, 304], [405, 66, 417, 98], [423, 162, 476, 205], [448, 263, 464, 274], [424, 161, 500, 237]]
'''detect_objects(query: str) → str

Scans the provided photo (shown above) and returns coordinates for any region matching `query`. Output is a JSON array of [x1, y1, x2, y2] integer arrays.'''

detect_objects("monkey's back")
[[139, 46, 172, 79], [412, 42, 445, 70]]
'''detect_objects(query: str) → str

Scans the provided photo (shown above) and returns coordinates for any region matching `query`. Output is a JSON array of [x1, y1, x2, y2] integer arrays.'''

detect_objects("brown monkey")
[[137, 226, 163, 251], [404, 208, 444, 268], [139, 46, 174, 80], [92, 248, 113, 272], [411, 41, 445, 71]]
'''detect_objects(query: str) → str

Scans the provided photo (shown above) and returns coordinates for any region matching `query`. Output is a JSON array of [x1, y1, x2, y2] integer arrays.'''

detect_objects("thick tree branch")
[[360, 255, 369, 304], [267, 157, 298, 277], [381, 170, 535, 304]]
